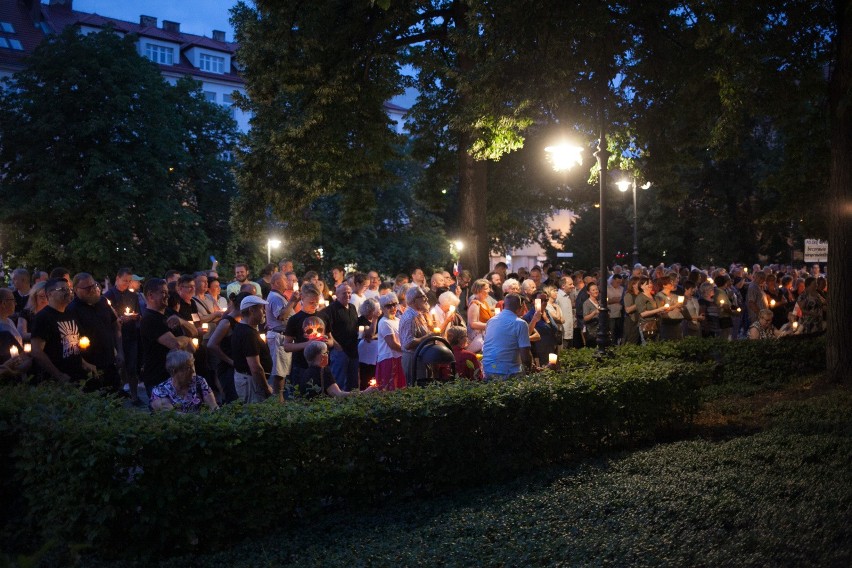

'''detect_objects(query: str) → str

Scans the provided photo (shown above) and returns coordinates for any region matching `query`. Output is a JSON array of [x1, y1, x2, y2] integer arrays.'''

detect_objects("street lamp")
[[616, 178, 652, 267], [546, 131, 610, 351], [267, 238, 281, 264]]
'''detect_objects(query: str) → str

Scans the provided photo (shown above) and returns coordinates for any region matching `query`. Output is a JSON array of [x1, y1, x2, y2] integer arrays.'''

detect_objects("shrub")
[[0, 360, 708, 558]]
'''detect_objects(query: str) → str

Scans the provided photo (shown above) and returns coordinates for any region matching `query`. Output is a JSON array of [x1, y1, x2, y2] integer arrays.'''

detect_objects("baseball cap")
[[240, 295, 268, 310]]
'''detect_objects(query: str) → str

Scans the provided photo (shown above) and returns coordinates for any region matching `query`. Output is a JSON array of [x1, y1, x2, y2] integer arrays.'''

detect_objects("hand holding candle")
[[191, 338, 199, 348], [23, 343, 31, 353], [9, 346, 19, 358], [201, 323, 209, 331], [534, 299, 542, 311]]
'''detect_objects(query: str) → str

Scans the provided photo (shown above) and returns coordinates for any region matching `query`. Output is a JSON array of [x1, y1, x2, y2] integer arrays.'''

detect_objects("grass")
[[91, 376, 851, 568]]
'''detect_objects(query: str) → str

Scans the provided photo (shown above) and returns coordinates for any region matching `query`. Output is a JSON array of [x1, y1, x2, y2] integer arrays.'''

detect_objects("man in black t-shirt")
[[103, 268, 142, 402], [31, 277, 96, 384], [231, 295, 272, 403], [283, 284, 335, 390], [320, 283, 366, 391], [67, 273, 123, 392], [140, 278, 195, 396]]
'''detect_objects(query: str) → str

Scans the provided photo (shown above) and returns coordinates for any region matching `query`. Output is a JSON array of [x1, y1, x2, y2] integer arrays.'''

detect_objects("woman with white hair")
[[357, 297, 381, 390], [149, 350, 218, 413], [429, 290, 462, 333], [375, 293, 406, 390]]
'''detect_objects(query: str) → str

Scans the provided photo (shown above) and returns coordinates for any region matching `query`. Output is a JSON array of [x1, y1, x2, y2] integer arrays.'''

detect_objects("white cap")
[[240, 295, 268, 310]]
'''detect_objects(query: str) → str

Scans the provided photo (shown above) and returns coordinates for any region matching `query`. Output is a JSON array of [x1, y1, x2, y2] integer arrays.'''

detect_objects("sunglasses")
[[383, 302, 399, 308], [304, 327, 324, 335]]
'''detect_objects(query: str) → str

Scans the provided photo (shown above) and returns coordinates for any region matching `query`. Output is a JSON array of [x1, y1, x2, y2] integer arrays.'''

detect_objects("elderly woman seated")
[[748, 308, 791, 340], [301, 340, 376, 398], [150, 350, 219, 413]]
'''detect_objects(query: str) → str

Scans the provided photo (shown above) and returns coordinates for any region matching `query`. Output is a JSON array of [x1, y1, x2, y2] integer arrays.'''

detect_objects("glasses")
[[76, 283, 100, 293], [383, 302, 399, 308], [49, 287, 70, 294]]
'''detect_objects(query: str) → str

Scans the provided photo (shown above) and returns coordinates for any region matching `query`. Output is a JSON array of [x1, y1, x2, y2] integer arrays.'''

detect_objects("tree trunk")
[[458, 144, 489, 278], [827, 0, 852, 383]]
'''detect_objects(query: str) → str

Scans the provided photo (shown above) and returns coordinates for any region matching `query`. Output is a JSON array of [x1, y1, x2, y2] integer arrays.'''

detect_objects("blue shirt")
[[481, 310, 530, 377]]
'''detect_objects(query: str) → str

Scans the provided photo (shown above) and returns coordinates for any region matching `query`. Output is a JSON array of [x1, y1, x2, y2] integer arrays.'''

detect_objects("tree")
[[0, 28, 237, 276]]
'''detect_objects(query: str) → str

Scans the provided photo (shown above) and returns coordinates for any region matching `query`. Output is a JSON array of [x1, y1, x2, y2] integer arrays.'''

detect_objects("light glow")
[[545, 142, 584, 172]]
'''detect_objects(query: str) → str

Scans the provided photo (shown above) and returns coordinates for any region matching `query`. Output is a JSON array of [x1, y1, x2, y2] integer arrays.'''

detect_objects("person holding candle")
[[712, 275, 735, 340], [320, 283, 369, 392], [697, 282, 720, 338], [795, 277, 826, 334], [543, 284, 565, 353], [357, 298, 381, 390], [635, 277, 668, 344], [150, 350, 218, 413], [399, 285, 433, 385], [555, 276, 576, 350], [30, 277, 97, 385], [206, 278, 228, 312], [622, 277, 642, 345], [206, 291, 253, 404], [582, 284, 604, 347], [375, 293, 406, 390], [445, 325, 482, 380], [466, 279, 494, 354], [525, 291, 558, 364], [681, 281, 703, 337], [283, 284, 335, 392], [0, 288, 32, 380], [264, 272, 299, 402], [104, 268, 143, 403], [430, 291, 462, 331], [16, 281, 48, 343], [654, 276, 684, 341], [301, 340, 376, 398], [68, 273, 124, 393], [745, 271, 768, 329], [748, 309, 792, 340]]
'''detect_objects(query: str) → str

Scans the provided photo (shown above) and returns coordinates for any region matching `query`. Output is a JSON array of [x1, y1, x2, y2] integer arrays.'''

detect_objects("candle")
[[448, 305, 455, 314], [191, 338, 199, 348], [707, 277, 713, 283], [792, 321, 799, 330], [744, 267, 748, 273], [770, 299, 776, 307], [475, 353, 483, 360], [128, 287, 136, 293], [534, 299, 542, 311], [677, 296, 684, 304], [201, 323, 209, 331], [9, 346, 18, 358], [79, 336, 90, 349], [23, 343, 31, 353], [359, 326, 365, 334], [719, 299, 725, 305], [124, 307, 131, 315], [433, 327, 441, 334], [736, 307, 742, 313], [494, 308, 501, 315], [106, 299, 112, 306], [369, 378, 377, 387], [664, 303, 670, 308], [548, 353, 558, 365], [260, 333, 267, 343]]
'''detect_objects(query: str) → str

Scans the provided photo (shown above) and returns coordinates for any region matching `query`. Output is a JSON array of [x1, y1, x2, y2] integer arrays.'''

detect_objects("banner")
[[804, 239, 828, 263]]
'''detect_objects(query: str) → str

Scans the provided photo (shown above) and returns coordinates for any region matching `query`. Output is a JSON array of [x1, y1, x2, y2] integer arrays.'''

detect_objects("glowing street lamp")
[[544, 142, 584, 172], [266, 238, 281, 264]]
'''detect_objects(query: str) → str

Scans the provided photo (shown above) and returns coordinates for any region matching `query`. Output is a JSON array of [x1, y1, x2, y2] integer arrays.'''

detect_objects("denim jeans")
[[329, 349, 360, 391]]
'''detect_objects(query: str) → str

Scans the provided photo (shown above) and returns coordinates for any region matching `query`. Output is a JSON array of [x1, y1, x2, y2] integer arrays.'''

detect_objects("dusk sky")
[[71, 0, 241, 39]]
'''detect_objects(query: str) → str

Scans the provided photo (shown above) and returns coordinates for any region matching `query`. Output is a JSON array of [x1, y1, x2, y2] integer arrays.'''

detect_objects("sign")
[[556, 252, 574, 258], [804, 239, 828, 263]]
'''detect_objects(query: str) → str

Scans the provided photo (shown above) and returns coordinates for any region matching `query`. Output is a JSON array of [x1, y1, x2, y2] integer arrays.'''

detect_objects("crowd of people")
[[0, 258, 827, 413]]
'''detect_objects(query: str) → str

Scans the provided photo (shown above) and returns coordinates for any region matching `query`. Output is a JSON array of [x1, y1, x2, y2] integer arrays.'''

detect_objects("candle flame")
[[79, 336, 91, 349]]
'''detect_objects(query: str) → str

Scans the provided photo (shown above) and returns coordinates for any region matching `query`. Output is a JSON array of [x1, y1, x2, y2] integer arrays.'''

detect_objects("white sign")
[[556, 252, 574, 258], [804, 239, 828, 263]]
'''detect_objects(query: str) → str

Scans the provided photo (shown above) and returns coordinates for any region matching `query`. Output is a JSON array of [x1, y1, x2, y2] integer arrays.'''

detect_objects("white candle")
[[770, 299, 776, 307], [736, 307, 742, 313], [534, 299, 542, 311], [124, 307, 131, 315], [494, 308, 501, 315], [719, 299, 725, 305], [664, 303, 670, 308], [358, 326, 365, 336], [792, 321, 799, 330], [23, 343, 31, 353], [677, 296, 684, 304], [369, 378, 377, 387], [260, 333, 267, 343], [191, 338, 199, 348], [548, 353, 557, 365], [448, 305, 455, 314], [9, 346, 18, 358], [201, 323, 209, 331], [707, 277, 713, 283]]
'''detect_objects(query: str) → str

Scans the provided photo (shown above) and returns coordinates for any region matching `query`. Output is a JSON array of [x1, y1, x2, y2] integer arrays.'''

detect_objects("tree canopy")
[[0, 27, 238, 276]]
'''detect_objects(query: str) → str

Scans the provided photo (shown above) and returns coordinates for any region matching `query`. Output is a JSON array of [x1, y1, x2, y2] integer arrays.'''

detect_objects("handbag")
[[639, 318, 659, 337]]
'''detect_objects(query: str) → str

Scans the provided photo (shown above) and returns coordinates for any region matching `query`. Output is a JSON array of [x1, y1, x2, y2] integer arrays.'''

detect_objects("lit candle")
[[106, 299, 112, 306], [369, 378, 377, 387], [548, 353, 558, 365], [494, 308, 501, 315], [744, 267, 748, 273], [770, 299, 776, 307], [677, 296, 684, 304], [792, 321, 798, 330], [448, 305, 455, 314], [9, 346, 19, 358], [534, 299, 542, 311], [475, 353, 483, 360], [664, 303, 670, 308], [331, 294, 337, 301], [433, 327, 441, 334], [736, 307, 742, 313], [79, 336, 90, 349], [191, 338, 199, 348], [124, 307, 131, 315], [260, 333, 267, 343], [719, 299, 725, 305], [201, 323, 209, 331], [23, 343, 31, 353], [707, 277, 714, 283]]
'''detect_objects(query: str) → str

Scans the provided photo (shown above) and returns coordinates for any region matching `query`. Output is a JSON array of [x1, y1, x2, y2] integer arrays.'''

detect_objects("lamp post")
[[546, 127, 611, 351], [616, 178, 651, 267], [266, 238, 281, 265]]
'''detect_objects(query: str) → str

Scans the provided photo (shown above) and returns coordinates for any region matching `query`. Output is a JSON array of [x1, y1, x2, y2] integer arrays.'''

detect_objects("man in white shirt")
[[555, 276, 575, 350]]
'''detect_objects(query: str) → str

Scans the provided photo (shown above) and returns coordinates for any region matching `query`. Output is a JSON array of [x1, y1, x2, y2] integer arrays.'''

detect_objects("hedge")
[[0, 360, 708, 558]]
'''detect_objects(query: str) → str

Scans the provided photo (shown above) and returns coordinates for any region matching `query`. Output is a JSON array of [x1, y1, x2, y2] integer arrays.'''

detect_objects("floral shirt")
[[150, 375, 212, 413]]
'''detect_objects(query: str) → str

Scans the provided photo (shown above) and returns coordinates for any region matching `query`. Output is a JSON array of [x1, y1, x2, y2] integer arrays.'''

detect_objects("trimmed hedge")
[[561, 335, 826, 384], [0, 360, 708, 558]]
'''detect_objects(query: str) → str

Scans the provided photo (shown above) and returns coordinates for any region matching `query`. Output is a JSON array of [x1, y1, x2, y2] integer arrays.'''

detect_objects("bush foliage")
[[0, 336, 825, 559]]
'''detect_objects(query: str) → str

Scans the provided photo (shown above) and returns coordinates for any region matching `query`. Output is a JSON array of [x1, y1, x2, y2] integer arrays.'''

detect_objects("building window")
[[0, 38, 8, 49], [0, 22, 14, 33], [203, 91, 216, 103], [8, 38, 22, 50], [222, 93, 236, 119], [199, 53, 224, 74], [144, 43, 174, 65]]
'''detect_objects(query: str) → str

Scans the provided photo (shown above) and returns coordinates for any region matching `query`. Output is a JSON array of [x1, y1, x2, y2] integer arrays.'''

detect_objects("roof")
[[36, 2, 244, 85], [0, 0, 47, 73]]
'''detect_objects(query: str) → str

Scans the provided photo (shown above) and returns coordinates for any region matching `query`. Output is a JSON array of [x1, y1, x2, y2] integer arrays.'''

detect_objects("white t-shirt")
[[377, 317, 402, 362], [351, 293, 366, 315]]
